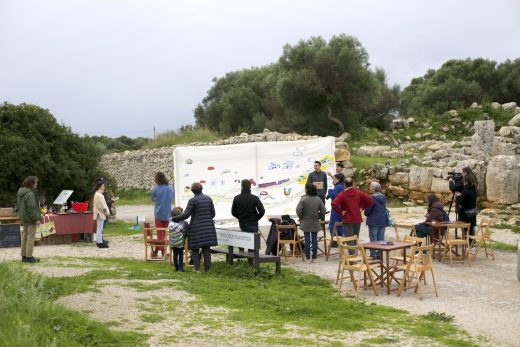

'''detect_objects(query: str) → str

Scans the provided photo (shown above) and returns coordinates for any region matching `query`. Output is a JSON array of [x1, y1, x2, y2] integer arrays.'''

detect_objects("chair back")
[[143, 222, 152, 240], [276, 224, 298, 242], [393, 223, 416, 241], [445, 223, 471, 241], [478, 218, 493, 240], [341, 244, 368, 267], [406, 235, 426, 246], [332, 222, 343, 235], [410, 244, 434, 270]]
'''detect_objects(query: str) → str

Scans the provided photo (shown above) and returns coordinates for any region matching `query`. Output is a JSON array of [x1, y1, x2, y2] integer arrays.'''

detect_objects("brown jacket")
[[424, 201, 445, 223]]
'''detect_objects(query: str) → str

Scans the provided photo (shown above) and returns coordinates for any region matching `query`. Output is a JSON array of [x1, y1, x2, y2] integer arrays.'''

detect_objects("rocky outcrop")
[[409, 166, 433, 192], [471, 120, 495, 160], [485, 155, 519, 204]]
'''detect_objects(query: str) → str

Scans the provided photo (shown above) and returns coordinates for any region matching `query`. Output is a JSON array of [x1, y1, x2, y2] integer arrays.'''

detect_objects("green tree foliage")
[[0, 103, 111, 206], [88, 135, 150, 153], [195, 35, 399, 136], [401, 58, 520, 115]]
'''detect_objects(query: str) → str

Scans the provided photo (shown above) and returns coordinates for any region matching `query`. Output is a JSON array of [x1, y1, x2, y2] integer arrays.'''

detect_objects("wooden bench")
[[212, 228, 281, 274]]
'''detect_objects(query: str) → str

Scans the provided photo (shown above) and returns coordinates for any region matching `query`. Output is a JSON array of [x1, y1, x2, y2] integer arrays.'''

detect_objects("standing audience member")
[[151, 172, 174, 257], [331, 178, 373, 252], [93, 180, 110, 248], [450, 167, 478, 240], [296, 183, 326, 263], [364, 181, 388, 258], [172, 183, 217, 273], [327, 162, 345, 178], [231, 179, 265, 252], [168, 207, 188, 272], [326, 173, 345, 239], [307, 161, 328, 203], [17, 176, 42, 262], [414, 194, 446, 238]]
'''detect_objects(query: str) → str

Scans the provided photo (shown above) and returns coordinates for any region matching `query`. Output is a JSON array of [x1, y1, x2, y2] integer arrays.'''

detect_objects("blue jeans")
[[303, 231, 318, 260], [368, 226, 385, 257]]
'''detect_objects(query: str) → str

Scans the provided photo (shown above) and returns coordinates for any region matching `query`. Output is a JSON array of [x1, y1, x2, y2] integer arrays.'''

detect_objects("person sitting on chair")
[[414, 194, 446, 238]]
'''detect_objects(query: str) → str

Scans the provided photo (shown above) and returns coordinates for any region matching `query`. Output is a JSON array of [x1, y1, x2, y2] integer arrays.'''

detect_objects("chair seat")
[[147, 239, 167, 245], [343, 263, 369, 271], [447, 240, 468, 245]]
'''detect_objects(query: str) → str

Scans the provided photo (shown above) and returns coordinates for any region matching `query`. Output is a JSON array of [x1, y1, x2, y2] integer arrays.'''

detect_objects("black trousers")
[[191, 246, 211, 272], [239, 224, 258, 253], [172, 247, 184, 270]]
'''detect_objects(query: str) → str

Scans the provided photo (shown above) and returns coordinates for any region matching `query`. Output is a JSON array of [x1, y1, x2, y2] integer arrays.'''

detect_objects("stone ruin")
[[101, 104, 520, 209]]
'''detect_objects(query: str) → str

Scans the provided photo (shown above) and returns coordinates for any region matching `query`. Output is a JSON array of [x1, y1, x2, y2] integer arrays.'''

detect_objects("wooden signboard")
[[0, 223, 21, 248]]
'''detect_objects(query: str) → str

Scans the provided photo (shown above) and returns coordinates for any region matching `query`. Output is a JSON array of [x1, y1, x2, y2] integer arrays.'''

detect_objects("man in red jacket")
[[331, 178, 373, 252]]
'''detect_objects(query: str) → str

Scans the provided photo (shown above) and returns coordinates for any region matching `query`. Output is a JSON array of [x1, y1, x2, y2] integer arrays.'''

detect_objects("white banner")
[[174, 137, 335, 223]]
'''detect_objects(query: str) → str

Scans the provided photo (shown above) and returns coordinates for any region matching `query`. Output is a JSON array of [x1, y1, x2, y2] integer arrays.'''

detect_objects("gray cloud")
[[1, 0, 519, 137]]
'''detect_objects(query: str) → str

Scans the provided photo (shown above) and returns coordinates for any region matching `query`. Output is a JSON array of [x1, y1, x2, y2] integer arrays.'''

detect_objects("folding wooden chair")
[[469, 218, 495, 261], [392, 223, 417, 241], [144, 222, 169, 262], [276, 224, 304, 262], [397, 244, 438, 300], [316, 221, 329, 258], [326, 222, 343, 261], [442, 223, 472, 266], [391, 235, 425, 266], [337, 243, 379, 298]]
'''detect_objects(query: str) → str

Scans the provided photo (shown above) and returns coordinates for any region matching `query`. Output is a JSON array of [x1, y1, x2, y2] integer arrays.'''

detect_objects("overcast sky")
[[1, 0, 519, 137]]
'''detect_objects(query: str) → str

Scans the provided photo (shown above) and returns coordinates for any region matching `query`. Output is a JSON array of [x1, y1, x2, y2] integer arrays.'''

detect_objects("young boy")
[[168, 207, 188, 272]]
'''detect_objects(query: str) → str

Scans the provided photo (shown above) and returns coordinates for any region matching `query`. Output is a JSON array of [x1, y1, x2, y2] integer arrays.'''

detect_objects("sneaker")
[[24, 257, 40, 263]]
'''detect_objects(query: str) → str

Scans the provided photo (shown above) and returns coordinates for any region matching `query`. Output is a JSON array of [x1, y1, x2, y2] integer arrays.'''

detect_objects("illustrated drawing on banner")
[[173, 137, 335, 223]]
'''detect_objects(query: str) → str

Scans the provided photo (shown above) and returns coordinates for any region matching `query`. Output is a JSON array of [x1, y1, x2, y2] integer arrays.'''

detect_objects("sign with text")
[[216, 228, 254, 249], [0, 223, 21, 248], [53, 190, 73, 205]]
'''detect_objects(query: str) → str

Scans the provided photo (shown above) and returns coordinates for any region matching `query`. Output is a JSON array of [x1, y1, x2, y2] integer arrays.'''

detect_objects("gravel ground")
[[1, 204, 518, 346]]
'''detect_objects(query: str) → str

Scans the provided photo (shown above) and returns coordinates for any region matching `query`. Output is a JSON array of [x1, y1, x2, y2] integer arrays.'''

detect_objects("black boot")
[[24, 257, 40, 263], [21, 256, 27, 262], [97, 243, 109, 248]]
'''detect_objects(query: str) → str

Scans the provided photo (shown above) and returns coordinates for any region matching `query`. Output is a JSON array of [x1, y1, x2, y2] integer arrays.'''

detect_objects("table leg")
[[385, 251, 390, 295]]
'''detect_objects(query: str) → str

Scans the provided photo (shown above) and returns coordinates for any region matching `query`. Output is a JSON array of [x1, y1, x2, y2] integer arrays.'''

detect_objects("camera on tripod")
[[447, 171, 463, 192]]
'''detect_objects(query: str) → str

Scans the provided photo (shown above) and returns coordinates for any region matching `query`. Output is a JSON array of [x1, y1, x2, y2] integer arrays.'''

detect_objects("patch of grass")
[[140, 313, 165, 323], [116, 188, 152, 205], [144, 127, 221, 148], [360, 336, 399, 345], [0, 262, 147, 347], [422, 311, 454, 323], [493, 223, 520, 234], [491, 241, 517, 252], [39, 257, 474, 346], [350, 155, 402, 170], [103, 220, 143, 237]]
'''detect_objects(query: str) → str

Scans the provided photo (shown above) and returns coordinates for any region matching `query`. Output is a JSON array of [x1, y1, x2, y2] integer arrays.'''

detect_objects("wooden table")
[[0, 216, 20, 224], [360, 241, 413, 295], [425, 221, 470, 261], [41, 213, 96, 242]]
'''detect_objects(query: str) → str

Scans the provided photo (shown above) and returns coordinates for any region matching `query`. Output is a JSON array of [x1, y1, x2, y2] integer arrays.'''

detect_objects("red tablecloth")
[[43, 213, 96, 235]]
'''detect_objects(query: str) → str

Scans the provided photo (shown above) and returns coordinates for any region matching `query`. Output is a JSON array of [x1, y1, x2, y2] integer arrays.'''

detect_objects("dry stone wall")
[[101, 130, 349, 190]]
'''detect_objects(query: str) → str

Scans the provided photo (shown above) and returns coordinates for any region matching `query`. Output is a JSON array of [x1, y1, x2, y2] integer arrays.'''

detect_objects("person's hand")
[[455, 192, 461, 197], [341, 211, 345, 216]]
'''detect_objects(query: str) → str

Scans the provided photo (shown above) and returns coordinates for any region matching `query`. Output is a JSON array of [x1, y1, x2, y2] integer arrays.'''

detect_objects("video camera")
[[447, 171, 463, 192]]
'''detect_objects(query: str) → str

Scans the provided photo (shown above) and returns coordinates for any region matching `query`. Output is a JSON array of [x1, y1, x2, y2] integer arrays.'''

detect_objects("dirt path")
[[1, 205, 518, 346]]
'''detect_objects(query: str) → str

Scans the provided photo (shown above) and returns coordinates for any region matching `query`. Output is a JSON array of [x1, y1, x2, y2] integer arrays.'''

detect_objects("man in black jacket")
[[231, 179, 265, 252]]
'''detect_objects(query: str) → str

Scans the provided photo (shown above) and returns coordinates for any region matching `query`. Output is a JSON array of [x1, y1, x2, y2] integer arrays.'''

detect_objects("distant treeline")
[[194, 35, 520, 136]]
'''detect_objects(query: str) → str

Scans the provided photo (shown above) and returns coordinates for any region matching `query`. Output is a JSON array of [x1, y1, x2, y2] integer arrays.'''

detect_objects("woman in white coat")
[[93, 180, 110, 248]]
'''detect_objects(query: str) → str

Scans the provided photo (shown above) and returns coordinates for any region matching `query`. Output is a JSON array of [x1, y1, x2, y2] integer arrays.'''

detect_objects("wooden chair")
[[335, 235, 362, 285], [326, 222, 343, 261], [392, 223, 417, 241], [397, 244, 438, 300], [442, 223, 472, 266], [316, 221, 329, 258], [337, 243, 379, 298], [469, 218, 495, 261], [391, 235, 425, 266], [276, 224, 304, 262], [143, 222, 169, 262]]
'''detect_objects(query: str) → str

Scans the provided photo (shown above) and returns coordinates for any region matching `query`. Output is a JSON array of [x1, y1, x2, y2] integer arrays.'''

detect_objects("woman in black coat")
[[172, 182, 217, 272], [450, 167, 478, 239]]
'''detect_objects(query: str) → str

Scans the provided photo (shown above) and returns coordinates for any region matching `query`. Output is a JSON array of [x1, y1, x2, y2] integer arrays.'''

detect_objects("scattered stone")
[[498, 126, 520, 137], [470, 102, 479, 109], [337, 132, 351, 142], [491, 102, 501, 109], [415, 133, 422, 139], [409, 166, 433, 192], [502, 102, 517, 110], [447, 110, 458, 117], [471, 120, 495, 160]]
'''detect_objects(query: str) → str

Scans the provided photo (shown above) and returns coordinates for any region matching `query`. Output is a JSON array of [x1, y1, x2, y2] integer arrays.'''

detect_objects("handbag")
[[37, 215, 56, 239], [385, 208, 393, 227], [464, 207, 478, 218]]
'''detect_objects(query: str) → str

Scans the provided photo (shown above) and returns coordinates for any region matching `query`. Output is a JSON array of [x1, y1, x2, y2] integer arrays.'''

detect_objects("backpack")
[[168, 222, 185, 248]]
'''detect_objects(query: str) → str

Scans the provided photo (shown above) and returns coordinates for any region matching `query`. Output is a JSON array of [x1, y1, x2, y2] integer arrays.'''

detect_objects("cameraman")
[[449, 167, 478, 240]]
